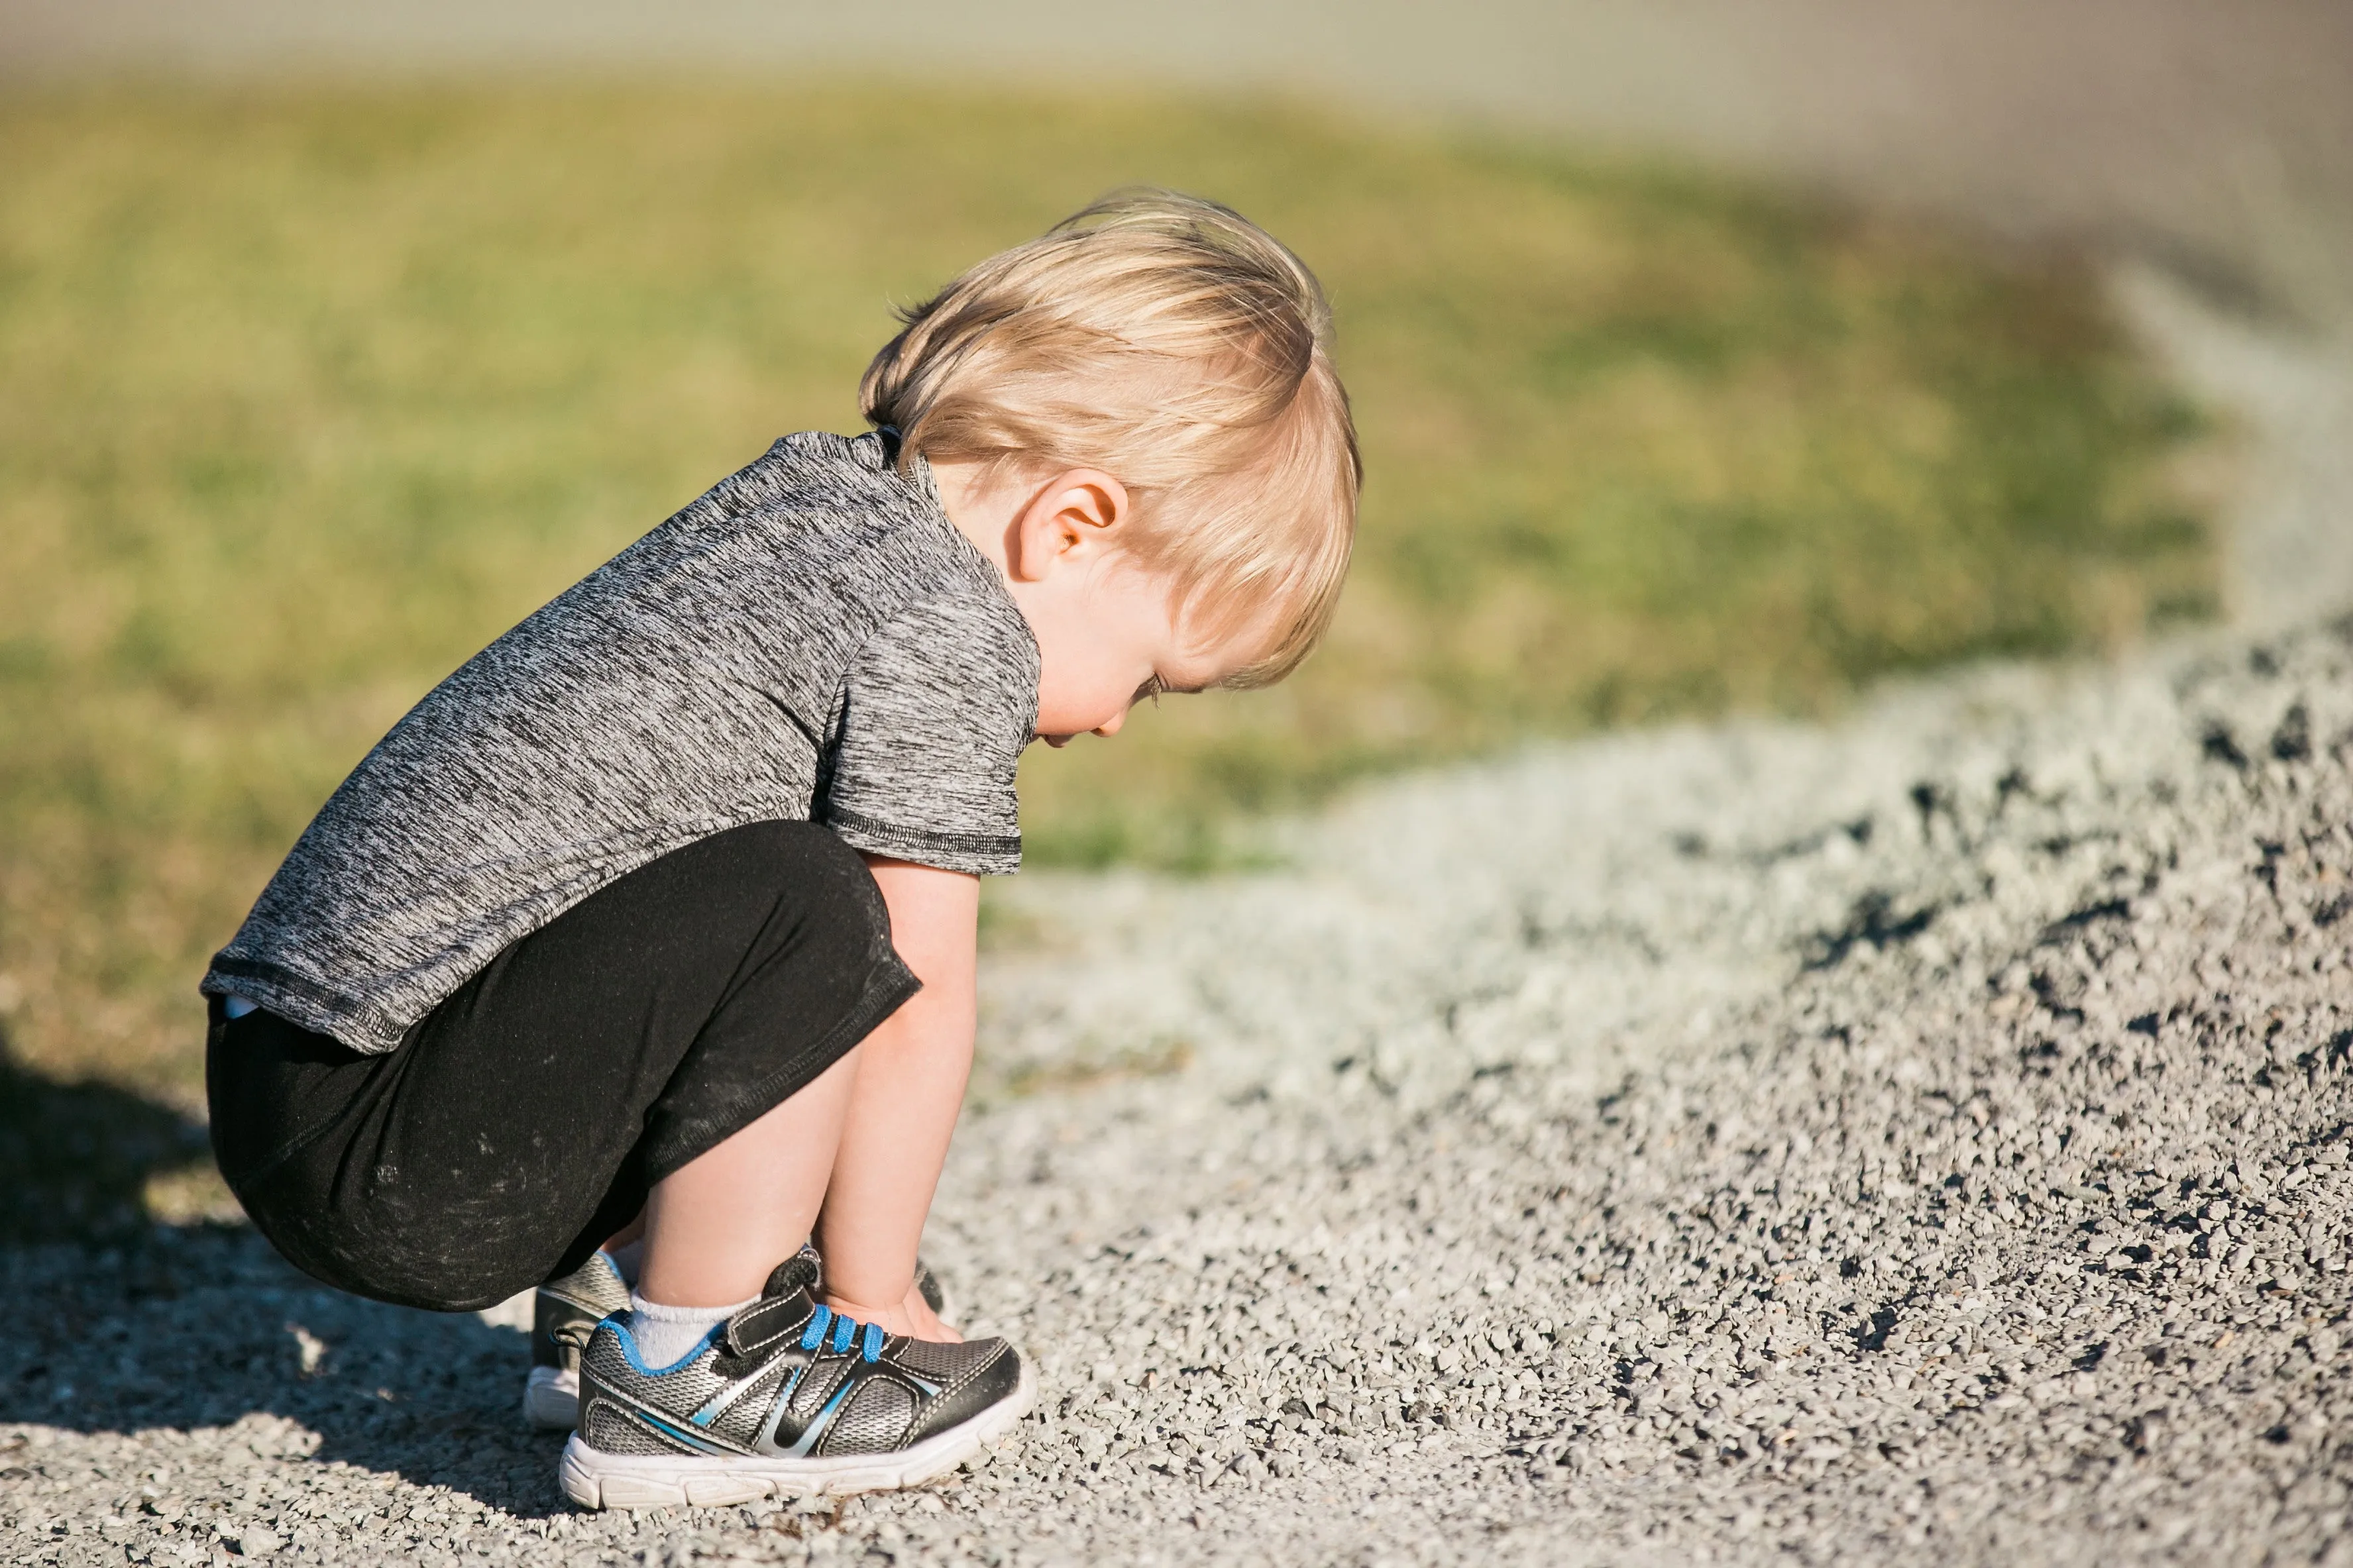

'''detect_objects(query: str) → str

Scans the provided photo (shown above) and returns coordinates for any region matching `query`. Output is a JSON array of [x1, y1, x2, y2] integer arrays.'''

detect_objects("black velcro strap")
[[726, 1254, 822, 1356]]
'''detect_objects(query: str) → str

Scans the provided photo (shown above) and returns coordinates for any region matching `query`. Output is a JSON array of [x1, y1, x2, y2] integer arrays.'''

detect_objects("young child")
[[199, 190, 1360, 1508]]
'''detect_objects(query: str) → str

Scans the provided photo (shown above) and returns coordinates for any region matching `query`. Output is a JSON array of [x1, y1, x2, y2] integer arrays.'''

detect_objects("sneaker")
[[523, 1246, 955, 1430], [561, 1254, 1030, 1508], [912, 1257, 953, 1321], [525, 1250, 633, 1429]]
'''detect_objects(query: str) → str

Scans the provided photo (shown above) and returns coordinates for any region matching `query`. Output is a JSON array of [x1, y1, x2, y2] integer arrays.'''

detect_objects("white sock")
[[624, 1292, 755, 1370]]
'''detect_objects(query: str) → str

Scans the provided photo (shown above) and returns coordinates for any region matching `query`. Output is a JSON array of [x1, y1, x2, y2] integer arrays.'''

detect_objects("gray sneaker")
[[912, 1257, 953, 1321], [523, 1246, 954, 1430], [560, 1254, 1030, 1508], [525, 1250, 633, 1429]]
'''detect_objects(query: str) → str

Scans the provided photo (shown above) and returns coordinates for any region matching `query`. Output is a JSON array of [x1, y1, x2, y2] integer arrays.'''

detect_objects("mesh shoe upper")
[[891, 1336, 1003, 1383], [533, 1250, 633, 1373], [575, 1256, 1021, 1462], [829, 1379, 918, 1455]]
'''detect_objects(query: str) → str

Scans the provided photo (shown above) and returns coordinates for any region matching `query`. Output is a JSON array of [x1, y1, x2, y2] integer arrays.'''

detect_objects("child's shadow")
[[0, 1046, 568, 1518]]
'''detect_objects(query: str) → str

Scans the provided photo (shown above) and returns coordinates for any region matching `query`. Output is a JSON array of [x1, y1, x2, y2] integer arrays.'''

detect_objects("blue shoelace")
[[799, 1304, 885, 1363]]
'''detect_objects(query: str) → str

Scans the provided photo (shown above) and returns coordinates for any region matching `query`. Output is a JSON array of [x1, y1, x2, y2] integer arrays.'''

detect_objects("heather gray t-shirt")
[[202, 430, 1040, 1054]]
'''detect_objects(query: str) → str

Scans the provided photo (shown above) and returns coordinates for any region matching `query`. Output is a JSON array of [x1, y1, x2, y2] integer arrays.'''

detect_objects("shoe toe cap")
[[906, 1337, 1023, 1437]]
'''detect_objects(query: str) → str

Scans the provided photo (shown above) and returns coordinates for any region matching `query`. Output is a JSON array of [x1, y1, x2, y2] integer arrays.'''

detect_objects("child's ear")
[[1008, 468, 1128, 582]]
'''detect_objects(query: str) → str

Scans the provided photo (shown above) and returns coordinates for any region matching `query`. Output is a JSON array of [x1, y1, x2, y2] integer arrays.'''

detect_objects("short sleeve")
[[820, 590, 1040, 875]]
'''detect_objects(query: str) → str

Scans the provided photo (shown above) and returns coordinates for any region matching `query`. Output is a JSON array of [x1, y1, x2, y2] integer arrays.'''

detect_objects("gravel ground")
[[9, 602, 2353, 1565], [9, 284, 2353, 1566], [8, 6, 2353, 1561]]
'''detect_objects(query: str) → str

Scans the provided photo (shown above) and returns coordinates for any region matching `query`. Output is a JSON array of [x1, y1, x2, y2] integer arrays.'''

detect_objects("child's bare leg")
[[814, 859, 977, 1340], [813, 994, 970, 1338], [636, 1044, 863, 1307]]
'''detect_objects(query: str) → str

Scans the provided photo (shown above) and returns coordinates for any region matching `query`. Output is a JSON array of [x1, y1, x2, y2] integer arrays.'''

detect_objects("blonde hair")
[[861, 189, 1359, 687]]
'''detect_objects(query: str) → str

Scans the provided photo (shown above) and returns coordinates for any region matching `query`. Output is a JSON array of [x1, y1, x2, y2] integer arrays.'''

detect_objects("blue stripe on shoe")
[[794, 1302, 889, 1362], [632, 1408, 732, 1455], [610, 1318, 724, 1377]]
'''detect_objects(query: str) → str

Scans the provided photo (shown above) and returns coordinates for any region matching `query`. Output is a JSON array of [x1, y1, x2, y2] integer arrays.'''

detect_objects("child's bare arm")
[[811, 855, 980, 1338]]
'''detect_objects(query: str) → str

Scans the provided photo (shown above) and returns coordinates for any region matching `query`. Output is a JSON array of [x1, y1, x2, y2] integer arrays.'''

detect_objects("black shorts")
[[205, 820, 918, 1312]]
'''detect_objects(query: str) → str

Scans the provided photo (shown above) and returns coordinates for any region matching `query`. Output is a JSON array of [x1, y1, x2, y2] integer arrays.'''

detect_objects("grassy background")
[[0, 81, 2213, 1110]]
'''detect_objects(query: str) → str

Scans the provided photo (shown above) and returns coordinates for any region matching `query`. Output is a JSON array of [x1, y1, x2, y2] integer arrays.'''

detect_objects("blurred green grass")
[[0, 81, 2214, 1103]]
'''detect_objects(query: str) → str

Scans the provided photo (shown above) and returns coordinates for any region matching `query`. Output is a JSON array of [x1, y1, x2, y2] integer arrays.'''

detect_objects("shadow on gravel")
[[0, 1033, 215, 1245], [0, 1036, 566, 1516], [0, 1228, 569, 1516]]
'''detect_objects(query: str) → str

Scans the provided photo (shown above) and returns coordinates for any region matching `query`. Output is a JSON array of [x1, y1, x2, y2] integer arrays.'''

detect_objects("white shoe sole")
[[559, 1363, 1034, 1509], [523, 1365, 580, 1431]]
